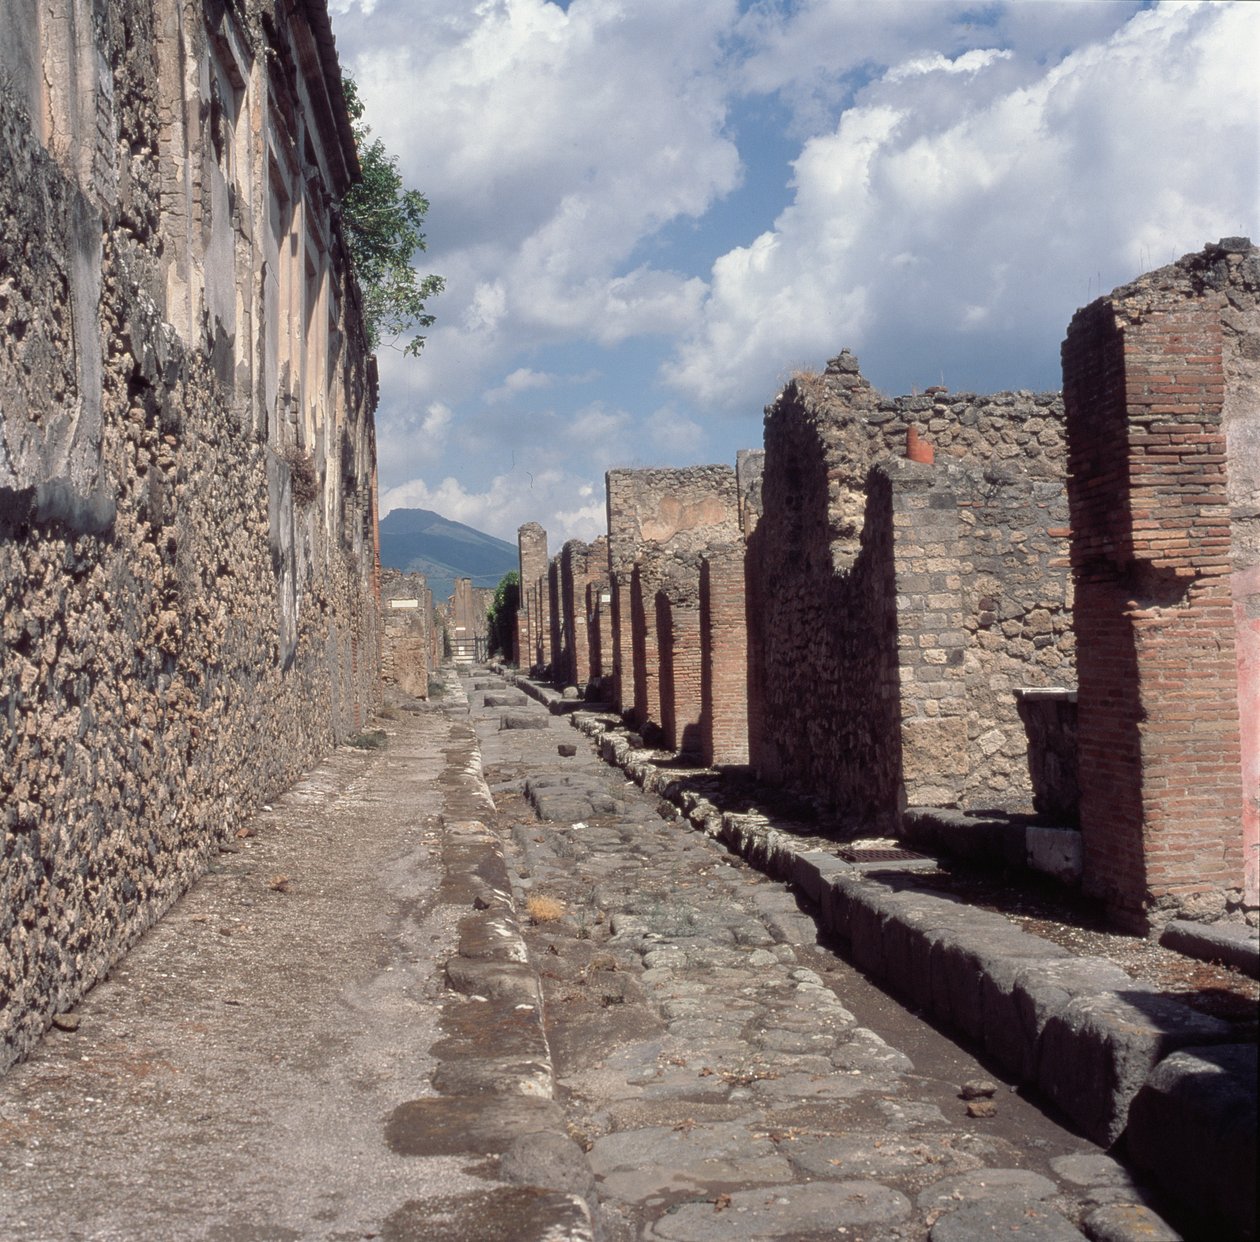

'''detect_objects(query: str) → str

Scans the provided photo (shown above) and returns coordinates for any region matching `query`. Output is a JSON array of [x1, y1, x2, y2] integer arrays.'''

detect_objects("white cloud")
[[667, 2, 1260, 406], [647, 407, 705, 459], [484, 368, 556, 405]]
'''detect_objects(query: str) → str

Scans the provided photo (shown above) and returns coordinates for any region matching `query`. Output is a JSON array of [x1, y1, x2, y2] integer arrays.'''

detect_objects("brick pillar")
[[630, 564, 662, 734], [610, 569, 635, 715], [1064, 292, 1244, 928], [517, 522, 549, 674], [700, 546, 750, 766], [513, 607, 523, 667], [657, 576, 703, 756], [547, 558, 563, 679]]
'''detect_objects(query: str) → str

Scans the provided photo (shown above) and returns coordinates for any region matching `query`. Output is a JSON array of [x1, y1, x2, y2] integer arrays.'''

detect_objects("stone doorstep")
[[1159, 918, 1260, 980], [542, 697, 1255, 1241]]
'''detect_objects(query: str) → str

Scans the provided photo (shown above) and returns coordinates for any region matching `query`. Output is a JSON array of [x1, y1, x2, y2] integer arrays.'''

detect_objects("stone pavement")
[[0, 666, 1191, 1241], [467, 671, 1189, 1242]]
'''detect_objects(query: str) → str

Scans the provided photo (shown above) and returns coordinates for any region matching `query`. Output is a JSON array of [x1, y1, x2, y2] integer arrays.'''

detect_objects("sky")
[[327, 0, 1260, 548]]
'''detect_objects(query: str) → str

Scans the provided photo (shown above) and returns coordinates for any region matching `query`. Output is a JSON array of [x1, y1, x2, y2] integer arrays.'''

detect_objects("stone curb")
[[427, 674, 597, 1241], [499, 674, 1255, 1241], [1159, 918, 1260, 980]]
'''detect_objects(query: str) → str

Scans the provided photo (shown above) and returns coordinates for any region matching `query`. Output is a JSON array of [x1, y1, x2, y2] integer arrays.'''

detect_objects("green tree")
[[486, 571, 520, 660], [341, 75, 444, 355]]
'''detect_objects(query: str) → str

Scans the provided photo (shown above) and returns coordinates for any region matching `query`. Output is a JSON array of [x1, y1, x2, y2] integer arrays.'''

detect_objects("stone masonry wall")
[[380, 569, 435, 699], [886, 457, 1074, 809], [752, 352, 1070, 823], [0, 0, 378, 1070], [606, 467, 740, 731], [1063, 238, 1258, 927]]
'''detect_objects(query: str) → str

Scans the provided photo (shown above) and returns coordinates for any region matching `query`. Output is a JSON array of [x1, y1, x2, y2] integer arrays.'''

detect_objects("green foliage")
[[341, 75, 444, 356], [486, 571, 520, 660]]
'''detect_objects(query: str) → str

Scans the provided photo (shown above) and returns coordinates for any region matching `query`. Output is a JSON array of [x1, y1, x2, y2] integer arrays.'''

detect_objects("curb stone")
[[499, 672, 1251, 1242]]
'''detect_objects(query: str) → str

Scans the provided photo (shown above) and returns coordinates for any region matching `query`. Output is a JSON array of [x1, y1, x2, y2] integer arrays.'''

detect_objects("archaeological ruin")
[[516, 238, 1258, 935], [1, 0, 379, 1069]]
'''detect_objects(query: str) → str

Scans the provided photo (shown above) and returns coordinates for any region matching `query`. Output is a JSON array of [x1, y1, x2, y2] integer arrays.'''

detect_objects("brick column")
[[610, 569, 635, 715], [517, 522, 549, 674], [700, 545, 750, 766], [1064, 291, 1244, 928], [657, 575, 703, 756]]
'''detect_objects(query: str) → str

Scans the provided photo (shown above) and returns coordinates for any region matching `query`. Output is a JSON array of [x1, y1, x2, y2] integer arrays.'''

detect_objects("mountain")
[[378, 507, 518, 603]]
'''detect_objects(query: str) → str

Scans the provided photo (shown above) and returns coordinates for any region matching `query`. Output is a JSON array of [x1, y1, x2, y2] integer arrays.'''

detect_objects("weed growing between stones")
[[526, 895, 566, 924]]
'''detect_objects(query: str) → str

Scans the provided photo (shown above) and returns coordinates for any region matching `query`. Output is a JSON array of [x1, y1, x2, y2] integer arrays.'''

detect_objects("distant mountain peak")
[[378, 507, 518, 603]]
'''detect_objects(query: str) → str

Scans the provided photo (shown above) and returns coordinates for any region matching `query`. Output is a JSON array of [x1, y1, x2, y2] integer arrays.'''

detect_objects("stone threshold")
[[502, 670, 1257, 1242]]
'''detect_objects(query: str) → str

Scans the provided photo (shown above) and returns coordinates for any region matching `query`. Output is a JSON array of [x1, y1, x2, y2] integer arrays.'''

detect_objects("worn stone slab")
[[1082, 1202, 1183, 1242], [382, 1187, 594, 1242], [500, 712, 550, 731], [1037, 988, 1233, 1145], [1126, 1043, 1257, 1241], [1026, 825, 1084, 883], [1159, 919, 1260, 979], [484, 692, 528, 707], [385, 1095, 565, 1156], [645, 1180, 912, 1239], [929, 1201, 1086, 1241]]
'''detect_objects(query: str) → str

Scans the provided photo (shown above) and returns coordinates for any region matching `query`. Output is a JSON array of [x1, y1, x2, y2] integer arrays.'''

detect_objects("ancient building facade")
[[0, 0, 378, 1070], [1063, 238, 1259, 927], [515, 240, 1255, 929], [751, 356, 1073, 826]]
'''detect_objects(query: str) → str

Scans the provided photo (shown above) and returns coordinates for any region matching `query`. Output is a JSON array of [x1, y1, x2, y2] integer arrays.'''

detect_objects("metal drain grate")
[[839, 847, 930, 863]]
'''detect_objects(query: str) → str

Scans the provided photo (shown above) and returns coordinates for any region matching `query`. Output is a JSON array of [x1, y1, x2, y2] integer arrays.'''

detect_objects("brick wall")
[[381, 570, 435, 698], [1063, 239, 1257, 927], [700, 544, 751, 766], [517, 522, 549, 674], [0, 0, 379, 1070], [888, 458, 1074, 809], [656, 567, 704, 755]]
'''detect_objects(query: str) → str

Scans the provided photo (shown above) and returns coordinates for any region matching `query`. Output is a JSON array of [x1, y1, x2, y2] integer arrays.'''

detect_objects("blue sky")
[[327, 0, 1259, 546]]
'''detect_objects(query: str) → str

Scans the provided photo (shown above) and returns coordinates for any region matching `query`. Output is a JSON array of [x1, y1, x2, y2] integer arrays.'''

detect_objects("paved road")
[[0, 668, 1179, 1241], [468, 671, 1175, 1242]]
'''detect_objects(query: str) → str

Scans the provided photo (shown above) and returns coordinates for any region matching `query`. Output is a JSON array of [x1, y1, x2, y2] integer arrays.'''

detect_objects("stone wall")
[[0, 0, 378, 1070], [1063, 238, 1259, 927], [752, 354, 1071, 824], [381, 570, 435, 699], [606, 467, 740, 732]]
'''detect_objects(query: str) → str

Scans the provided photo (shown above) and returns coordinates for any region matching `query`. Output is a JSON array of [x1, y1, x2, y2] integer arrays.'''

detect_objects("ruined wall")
[[753, 352, 1070, 823], [887, 457, 1074, 809], [560, 539, 605, 690], [606, 466, 740, 731], [381, 569, 435, 699], [700, 543, 750, 766], [0, 0, 379, 1071], [517, 522, 549, 674], [450, 578, 476, 664], [1063, 238, 1258, 927]]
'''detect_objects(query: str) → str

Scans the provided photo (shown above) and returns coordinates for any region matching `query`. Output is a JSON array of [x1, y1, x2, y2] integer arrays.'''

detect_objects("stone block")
[[1126, 1043, 1258, 1241], [1037, 986, 1233, 1145], [500, 713, 549, 731], [485, 692, 528, 707], [1026, 825, 1083, 883], [1159, 919, 1260, 979]]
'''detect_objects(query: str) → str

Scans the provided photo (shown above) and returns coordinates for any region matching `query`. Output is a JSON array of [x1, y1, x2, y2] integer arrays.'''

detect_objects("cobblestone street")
[[469, 672, 1180, 1242]]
